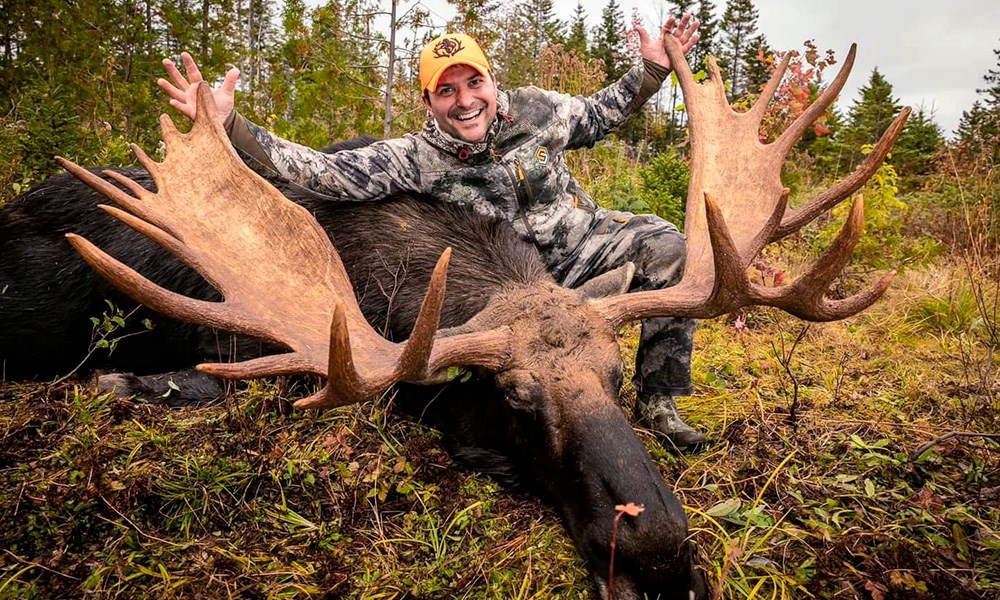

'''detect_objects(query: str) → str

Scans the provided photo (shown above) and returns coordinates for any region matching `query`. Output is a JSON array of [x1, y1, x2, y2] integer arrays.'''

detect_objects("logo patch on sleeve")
[[535, 146, 549, 164]]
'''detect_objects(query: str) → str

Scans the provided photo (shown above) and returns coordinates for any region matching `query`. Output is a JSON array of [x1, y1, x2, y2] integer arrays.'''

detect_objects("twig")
[[770, 324, 810, 428], [608, 503, 644, 600], [2, 549, 79, 581], [98, 493, 189, 549], [908, 431, 1000, 464], [710, 541, 744, 600]]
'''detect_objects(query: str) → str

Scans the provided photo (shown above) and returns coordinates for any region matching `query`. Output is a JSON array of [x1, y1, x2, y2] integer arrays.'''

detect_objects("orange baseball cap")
[[419, 33, 491, 93]]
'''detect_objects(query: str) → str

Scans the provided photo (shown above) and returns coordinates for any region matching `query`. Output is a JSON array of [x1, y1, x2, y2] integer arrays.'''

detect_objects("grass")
[[0, 380, 592, 599], [2, 261, 998, 599]]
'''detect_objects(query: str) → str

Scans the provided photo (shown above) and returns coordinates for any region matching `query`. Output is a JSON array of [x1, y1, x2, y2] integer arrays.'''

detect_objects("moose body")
[[0, 166, 704, 598]]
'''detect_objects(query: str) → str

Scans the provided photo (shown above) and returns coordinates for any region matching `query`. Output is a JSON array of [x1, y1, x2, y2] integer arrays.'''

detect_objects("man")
[[158, 16, 705, 450]]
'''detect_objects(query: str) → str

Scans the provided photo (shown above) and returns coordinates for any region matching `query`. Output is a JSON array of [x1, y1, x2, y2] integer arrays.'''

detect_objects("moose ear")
[[576, 262, 635, 301]]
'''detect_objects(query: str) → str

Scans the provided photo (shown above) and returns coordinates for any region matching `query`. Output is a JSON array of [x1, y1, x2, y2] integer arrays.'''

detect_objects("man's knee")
[[633, 226, 687, 290]]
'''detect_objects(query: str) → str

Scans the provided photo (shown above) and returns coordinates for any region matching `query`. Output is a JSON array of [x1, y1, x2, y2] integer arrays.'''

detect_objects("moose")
[[0, 36, 907, 599]]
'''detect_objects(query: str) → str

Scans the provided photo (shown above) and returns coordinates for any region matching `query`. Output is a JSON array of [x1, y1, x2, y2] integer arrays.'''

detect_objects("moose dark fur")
[[0, 159, 706, 599]]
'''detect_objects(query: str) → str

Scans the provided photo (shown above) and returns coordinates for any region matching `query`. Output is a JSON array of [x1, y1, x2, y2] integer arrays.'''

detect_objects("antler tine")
[[760, 197, 896, 320], [56, 158, 175, 241], [775, 44, 857, 156], [294, 249, 454, 410], [774, 108, 911, 240], [749, 51, 793, 123], [594, 41, 902, 327], [59, 157, 287, 344], [199, 354, 319, 379], [395, 248, 451, 380], [296, 301, 368, 409], [663, 35, 728, 124], [595, 193, 758, 326], [65, 232, 259, 339]]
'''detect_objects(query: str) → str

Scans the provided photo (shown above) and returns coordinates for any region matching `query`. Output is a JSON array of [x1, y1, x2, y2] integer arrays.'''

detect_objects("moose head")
[[56, 36, 907, 599]]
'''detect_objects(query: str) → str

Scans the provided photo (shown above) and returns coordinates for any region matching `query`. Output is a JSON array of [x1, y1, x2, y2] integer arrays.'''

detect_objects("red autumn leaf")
[[865, 580, 888, 600]]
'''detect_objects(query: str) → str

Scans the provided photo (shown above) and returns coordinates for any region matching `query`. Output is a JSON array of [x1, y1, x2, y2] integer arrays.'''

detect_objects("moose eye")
[[504, 382, 544, 412]]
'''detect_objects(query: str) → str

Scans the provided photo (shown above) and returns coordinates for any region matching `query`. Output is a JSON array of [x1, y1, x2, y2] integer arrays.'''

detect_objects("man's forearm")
[[635, 59, 671, 111], [225, 112, 280, 174]]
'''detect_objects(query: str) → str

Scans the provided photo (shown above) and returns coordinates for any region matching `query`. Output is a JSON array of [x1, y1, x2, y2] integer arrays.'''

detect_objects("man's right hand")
[[157, 52, 239, 125]]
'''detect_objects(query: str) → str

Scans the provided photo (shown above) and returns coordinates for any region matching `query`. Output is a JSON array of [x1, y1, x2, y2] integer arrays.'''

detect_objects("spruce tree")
[[668, 0, 696, 15], [688, 0, 718, 71], [957, 38, 1000, 166], [840, 68, 904, 171], [521, 0, 564, 53], [976, 37, 1000, 107], [447, 0, 503, 52], [593, 0, 629, 84], [718, 0, 759, 100], [495, 2, 546, 88], [893, 106, 943, 179], [741, 33, 771, 96], [565, 1, 589, 57]]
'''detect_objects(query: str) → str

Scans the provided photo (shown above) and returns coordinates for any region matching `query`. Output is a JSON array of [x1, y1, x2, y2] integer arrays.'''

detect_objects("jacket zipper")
[[502, 158, 540, 245]]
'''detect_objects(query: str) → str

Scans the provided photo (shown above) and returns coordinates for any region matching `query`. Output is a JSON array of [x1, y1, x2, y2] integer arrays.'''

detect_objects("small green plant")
[[637, 148, 689, 229], [813, 146, 942, 271], [52, 300, 153, 384], [568, 140, 643, 213], [907, 283, 984, 335]]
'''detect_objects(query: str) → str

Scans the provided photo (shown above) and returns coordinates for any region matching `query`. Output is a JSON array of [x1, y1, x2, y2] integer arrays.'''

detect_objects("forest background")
[[1, 0, 1000, 598]]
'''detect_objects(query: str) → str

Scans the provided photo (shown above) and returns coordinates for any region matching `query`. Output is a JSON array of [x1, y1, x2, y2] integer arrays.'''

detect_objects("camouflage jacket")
[[229, 61, 670, 259]]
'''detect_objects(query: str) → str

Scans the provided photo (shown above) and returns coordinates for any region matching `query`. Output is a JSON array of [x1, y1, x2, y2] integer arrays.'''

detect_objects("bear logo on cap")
[[433, 37, 465, 59]]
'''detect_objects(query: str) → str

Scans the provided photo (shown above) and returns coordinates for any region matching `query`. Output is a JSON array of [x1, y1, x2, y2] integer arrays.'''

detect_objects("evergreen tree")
[[273, 0, 385, 146], [238, 0, 281, 118], [521, 0, 564, 53], [741, 33, 771, 96], [957, 38, 1000, 166], [593, 0, 629, 84], [0, 0, 164, 188], [840, 68, 904, 171], [564, 1, 589, 57], [893, 106, 943, 179], [159, 0, 240, 78], [957, 101, 999, 166], [977, 37, 1000, 106], [494, 3, 538, 87], [690, 0, 718, 72], [268, 0, 309, 125], [718, 0, 759, 100], [495, 0, 564, 87]]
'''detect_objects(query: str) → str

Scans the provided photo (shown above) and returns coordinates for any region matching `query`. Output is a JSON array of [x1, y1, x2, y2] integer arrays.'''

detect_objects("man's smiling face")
[[422, 64, 498, 144]]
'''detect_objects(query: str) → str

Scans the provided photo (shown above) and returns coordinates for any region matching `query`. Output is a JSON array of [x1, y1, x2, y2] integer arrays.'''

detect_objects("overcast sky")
[[601, 0, 1000, 138]]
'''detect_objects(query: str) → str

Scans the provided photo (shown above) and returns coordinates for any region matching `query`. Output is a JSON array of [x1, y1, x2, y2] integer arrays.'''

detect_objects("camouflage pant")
[[543, 210, 696, 398]]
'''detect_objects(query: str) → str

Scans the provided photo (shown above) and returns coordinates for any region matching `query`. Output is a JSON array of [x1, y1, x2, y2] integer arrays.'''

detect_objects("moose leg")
[[96, 368, 229, 406], [550, 211, 705, 450], [93, 331, 266, 407]]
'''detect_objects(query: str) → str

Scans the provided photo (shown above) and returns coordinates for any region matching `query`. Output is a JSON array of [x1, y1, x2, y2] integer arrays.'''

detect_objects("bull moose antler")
[[57, 84, 512, 409], [593, 39, 908, 326]]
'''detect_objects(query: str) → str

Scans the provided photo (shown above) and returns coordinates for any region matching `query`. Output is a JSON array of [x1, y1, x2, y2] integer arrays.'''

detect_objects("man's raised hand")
[[635, 13, 701, 70], [157, 52, 239, 125]]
